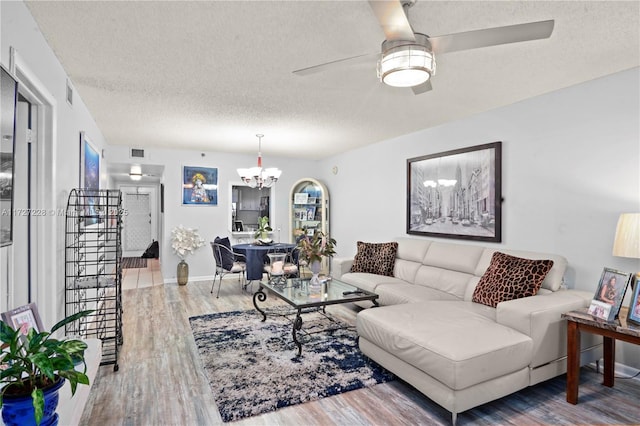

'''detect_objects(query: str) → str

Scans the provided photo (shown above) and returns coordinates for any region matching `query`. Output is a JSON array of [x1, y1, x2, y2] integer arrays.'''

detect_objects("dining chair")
[[289, 246, 310, 278], [266, 252, 287, 285], [263, 246, 299, 282], [284, 247, 301, 279], [210, 239, 247, 298]]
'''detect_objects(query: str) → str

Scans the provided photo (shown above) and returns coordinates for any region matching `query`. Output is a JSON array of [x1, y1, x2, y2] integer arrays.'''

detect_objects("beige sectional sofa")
[[332, 237, 601, 424]]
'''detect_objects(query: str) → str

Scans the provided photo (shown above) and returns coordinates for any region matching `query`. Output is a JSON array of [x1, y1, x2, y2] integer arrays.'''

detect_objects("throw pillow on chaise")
[[472, 251, 554, 308]]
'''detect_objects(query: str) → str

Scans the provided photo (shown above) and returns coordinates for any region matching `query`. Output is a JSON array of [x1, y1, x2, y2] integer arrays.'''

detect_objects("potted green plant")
[[0, 310, 93, 426], [254, 216, 273, 244], [294, 228, 336, 266]]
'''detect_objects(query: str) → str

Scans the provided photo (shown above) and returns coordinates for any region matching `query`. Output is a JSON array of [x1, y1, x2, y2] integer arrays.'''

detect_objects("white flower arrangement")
[[171, 225, 205, 259]]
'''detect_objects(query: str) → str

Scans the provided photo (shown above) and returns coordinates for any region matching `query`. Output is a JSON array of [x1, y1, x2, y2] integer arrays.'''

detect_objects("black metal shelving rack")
[[64, 189, 122, 371]]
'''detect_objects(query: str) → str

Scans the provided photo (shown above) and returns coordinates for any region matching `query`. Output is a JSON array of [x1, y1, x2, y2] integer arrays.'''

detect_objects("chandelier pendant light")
[[377, 33, 436, 88], [237, 134, 282, 189]]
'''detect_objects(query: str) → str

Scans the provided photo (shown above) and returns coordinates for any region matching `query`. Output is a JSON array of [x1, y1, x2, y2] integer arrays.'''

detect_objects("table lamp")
[[612, 213, 640, 287]]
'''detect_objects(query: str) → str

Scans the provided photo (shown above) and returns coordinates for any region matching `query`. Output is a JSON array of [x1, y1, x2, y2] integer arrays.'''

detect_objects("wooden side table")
[[562, 307, 640, 404]]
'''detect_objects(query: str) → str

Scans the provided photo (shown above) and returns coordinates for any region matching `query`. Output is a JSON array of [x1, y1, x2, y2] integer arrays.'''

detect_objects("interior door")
[[11, 100, 37, 306], [122, 191, 151, 257]]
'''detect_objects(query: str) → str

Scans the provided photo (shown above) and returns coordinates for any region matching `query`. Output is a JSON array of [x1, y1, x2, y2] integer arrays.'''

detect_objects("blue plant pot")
[[2, 377, 65, 426]]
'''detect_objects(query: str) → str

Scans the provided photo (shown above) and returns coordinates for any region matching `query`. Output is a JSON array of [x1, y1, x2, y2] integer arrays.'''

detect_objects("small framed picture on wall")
[[182, 166, 218, 206], [79, 132, 101, 225]]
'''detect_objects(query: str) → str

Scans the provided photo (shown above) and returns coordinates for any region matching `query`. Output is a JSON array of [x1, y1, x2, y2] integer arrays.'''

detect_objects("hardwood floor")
[[81, 261, 640, 425]]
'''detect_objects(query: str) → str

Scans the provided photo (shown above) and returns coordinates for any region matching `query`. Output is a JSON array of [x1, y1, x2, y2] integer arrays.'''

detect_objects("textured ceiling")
[[25, 1, 640, 160]]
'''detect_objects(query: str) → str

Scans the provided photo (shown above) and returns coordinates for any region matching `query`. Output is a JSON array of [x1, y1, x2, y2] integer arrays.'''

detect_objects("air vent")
[[130, 148, 145, 158]]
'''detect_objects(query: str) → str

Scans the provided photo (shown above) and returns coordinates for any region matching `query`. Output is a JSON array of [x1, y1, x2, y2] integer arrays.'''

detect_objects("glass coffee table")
[[252, 277, 379, 356]]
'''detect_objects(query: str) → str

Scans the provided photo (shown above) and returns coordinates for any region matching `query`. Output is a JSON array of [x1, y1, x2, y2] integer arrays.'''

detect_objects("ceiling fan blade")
[[411, 80, 432, 95], [368, 0, 416, 42], [293, 53, 377, 76], [430, 20, 554, 54]]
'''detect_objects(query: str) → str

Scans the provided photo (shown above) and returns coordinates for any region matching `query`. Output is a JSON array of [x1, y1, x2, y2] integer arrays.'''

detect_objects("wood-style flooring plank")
[[80, 267, 640, 425]]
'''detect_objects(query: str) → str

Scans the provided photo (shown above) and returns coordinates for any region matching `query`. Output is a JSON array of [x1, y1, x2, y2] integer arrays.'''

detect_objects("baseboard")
[[57, 339, 102, 426], [164, 275, 214, 284], [589, 359, 640, 381]]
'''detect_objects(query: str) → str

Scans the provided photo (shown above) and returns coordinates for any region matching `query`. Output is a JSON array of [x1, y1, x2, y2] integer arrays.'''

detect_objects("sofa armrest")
[[331, 257, 354, 279], [496, 290, 594, 368]]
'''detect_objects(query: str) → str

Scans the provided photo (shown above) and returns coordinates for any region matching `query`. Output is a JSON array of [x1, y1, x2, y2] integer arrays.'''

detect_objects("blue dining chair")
[[210, 238, 246, 298]]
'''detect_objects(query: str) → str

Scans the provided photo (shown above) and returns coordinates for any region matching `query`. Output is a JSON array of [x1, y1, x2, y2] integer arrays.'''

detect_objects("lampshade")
[[378, 34, 436, 88], [612, 213, 640, 258]]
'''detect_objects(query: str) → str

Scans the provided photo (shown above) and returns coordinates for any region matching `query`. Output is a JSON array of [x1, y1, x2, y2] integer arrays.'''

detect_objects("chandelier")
[[237, 134, 282, 189]]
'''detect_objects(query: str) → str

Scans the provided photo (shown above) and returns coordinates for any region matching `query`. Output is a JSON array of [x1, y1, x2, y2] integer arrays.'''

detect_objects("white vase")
[[309, 260, 322, 294]]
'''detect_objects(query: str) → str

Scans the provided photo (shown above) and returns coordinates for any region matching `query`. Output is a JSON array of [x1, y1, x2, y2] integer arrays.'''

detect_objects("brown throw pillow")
[[472, 252, 554, 308], [350, 241, 398, 277]]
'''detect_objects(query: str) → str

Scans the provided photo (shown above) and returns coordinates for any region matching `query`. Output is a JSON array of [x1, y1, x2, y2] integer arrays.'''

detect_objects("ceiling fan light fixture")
[[378, 34, 436, 88]]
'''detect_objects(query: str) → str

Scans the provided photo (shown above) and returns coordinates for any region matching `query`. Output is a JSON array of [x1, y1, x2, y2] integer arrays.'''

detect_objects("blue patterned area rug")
[[188, 309, 394, 422]]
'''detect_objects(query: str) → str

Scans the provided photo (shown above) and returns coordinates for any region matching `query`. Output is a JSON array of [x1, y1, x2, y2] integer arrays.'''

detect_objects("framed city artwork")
[[79, 132, 101, 225], [407, 142, 502, 242], [588, 267, 632, 321], [182, 166, 218, 205]]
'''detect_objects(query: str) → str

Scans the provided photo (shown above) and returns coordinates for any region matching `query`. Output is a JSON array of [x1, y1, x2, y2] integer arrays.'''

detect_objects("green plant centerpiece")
[[254, 216, 273, 244], [295, 229, 336, 291], [0, 310, 93, 425], [294, 229, 337, 267]]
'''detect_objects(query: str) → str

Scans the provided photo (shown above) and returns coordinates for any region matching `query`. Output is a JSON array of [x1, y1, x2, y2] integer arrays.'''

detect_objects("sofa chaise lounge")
[[332, 237, 601, 424]]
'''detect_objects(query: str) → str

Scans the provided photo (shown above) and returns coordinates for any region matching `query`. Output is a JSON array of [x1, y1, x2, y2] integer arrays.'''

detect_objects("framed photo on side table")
[[588, 267, 632, 321], [1, 303, 44, 335], [627, 276, 640, 325]]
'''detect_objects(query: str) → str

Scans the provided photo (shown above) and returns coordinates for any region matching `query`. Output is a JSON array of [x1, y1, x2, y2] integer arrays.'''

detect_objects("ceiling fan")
[[293, 0, 554, 95]]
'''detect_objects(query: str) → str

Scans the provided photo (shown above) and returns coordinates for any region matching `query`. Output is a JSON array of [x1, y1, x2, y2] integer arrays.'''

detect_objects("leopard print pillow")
[[472, 252, 554, 308], [350, 241, 398, 277]]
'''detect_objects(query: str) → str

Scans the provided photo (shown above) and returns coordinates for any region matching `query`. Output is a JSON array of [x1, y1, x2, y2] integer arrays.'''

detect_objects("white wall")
[[105, 145, 320, 281], [320, 67, 640, 368], [1, 1, 109, 328], [3, 0, 639, 370]]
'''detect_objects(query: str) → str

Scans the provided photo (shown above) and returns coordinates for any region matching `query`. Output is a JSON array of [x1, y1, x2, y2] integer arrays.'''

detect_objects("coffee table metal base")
[[252, 278, 378, 357], [252, 287, 307, 356]]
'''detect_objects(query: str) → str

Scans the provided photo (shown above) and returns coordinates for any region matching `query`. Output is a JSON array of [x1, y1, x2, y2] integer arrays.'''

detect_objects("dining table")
[[232, 242, 297, 281]]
